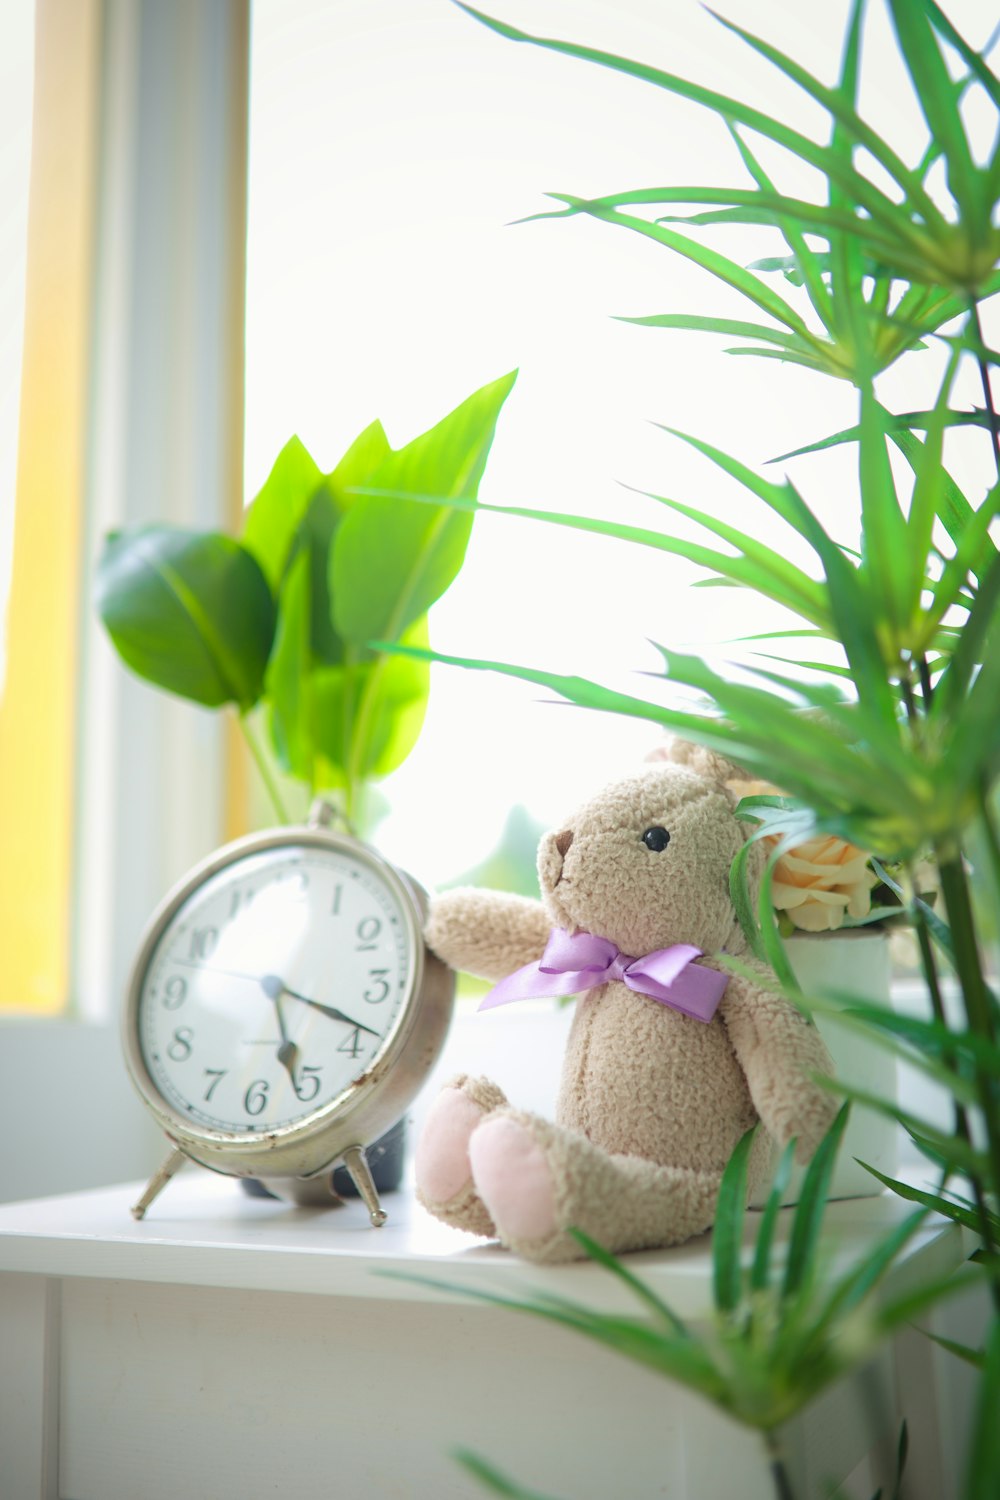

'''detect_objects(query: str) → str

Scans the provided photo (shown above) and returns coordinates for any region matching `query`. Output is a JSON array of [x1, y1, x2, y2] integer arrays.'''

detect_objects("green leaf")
[[332, 370, 516, 645], [783, 1104, 849, 1297], [242, 436, 324, 592], [729, 841, 768, 963], [750, 1139, 797, 1292], [455, 5, 919, 242], [453, 1451, 566, 1500], [326, 419, 390, 510], [96, 526, 276, 711], [962, 1316, 1000, 1500], [885, 0, 982, 226], [713, 1126, 757, 1312], [709, 5, 944, 231], [857, 1163, 1000, 1240], [568, 1230, 691, 1337], [311, 617, 432, 790], [621, 312, 809, 353], [265, 548, 315, 782]]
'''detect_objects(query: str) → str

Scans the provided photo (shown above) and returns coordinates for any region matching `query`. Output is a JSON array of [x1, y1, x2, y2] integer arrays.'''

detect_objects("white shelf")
[[0, 1165, 963, 1312]]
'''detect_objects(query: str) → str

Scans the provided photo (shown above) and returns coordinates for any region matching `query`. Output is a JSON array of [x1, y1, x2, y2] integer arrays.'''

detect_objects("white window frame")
[[1, 0, 250, 1204]]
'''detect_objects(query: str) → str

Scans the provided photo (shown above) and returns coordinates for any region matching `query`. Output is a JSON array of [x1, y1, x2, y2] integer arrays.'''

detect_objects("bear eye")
[[642, 826, 671, 852]]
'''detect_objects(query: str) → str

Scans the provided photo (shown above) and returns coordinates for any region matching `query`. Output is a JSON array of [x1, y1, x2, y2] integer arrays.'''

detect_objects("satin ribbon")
[[479, 927, 728, 1023]]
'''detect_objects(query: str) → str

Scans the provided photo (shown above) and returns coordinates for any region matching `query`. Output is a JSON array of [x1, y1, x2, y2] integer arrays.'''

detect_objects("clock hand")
[[273, 993, 301, 1083], [280, 986, 381, 1039]]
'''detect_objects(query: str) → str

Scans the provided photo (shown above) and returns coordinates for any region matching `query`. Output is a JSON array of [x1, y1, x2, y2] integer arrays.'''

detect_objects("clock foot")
[[131, 1145, 188, 1220], [342, 1145, 388, 1227]]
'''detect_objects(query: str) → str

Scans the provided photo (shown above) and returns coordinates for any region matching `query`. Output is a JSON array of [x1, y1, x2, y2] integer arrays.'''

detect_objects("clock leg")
[[341, 1145, 388, 1227], [130, 1145, 188, 1220]]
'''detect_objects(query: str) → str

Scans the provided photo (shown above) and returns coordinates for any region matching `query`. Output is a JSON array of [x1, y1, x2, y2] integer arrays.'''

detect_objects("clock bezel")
[[122, 819, 454, 1184]]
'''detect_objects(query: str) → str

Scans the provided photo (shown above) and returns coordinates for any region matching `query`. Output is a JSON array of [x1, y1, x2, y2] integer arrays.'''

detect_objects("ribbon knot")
[[479, 927, 728, 1024]]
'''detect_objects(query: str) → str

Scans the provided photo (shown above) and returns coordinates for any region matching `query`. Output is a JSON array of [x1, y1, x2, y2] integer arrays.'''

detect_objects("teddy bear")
[[414, 740, 837, 1263]]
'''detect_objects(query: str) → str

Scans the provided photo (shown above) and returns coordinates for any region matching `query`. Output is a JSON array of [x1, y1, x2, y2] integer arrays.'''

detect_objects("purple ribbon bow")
[[479, 927, 728, 1023]]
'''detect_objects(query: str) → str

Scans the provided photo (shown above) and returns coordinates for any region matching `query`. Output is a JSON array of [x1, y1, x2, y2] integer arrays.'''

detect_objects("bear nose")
[[554, 829, 574, 857]]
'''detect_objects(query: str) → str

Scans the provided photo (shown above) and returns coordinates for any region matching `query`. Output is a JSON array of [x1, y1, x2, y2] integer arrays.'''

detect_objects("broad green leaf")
[[326, 419, 390, 510], [783, 1104, 849, 1297], [265, 548, 314, 782], [332, 370, 516, 644], [713, 1126, 757, 1312], [242, 436, 324, 591], [96, 526, 275, 711], [311, 617, 431, 790]]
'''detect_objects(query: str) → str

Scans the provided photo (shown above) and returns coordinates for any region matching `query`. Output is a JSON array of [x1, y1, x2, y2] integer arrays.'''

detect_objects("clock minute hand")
[[281, 987, 380, 1039]]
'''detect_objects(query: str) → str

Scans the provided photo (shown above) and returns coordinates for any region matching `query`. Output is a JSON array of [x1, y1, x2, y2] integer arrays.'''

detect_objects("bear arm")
[[718, 966, 838, 1163], [425, 888, 551, 982]]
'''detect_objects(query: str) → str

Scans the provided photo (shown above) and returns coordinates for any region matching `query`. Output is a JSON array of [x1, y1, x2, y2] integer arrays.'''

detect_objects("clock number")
[[363, 969, 390, 1004], [203, 1068, 227, 1102], [189, 926, 218, 962], [227, 888, 253, 923], [244, 1079, 269, 1116], [162, 975, 187, 1010], [337, 1028, 364, 1059], [294, 1065, 322, 1102], [167, 1027, 194, 1062], [356, 915, 382, 951]]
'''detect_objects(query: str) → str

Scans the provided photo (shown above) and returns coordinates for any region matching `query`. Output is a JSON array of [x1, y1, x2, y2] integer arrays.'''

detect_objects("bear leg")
[[414, 1074, 509, 1237], [468, 1109, 723, 1264]]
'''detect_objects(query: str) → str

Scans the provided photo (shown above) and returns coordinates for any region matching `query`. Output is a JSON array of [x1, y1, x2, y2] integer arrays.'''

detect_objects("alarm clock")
[[122, 800, 454, 1224]]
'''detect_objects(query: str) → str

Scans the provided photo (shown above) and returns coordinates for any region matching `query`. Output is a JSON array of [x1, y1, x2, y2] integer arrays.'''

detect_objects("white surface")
[[0, 1175, 968, 1500], [0, 1168, 962, 1311]]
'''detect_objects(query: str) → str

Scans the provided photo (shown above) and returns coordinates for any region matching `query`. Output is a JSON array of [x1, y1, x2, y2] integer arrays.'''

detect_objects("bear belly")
[[555, 982, 756, 1175]]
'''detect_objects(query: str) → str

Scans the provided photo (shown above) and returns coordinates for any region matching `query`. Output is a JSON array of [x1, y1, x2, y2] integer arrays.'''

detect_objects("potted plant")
[[380, 2, 1000, 1495]]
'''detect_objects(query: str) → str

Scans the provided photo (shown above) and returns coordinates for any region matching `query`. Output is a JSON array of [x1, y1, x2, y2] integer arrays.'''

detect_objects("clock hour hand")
[[259, 975, 301, 1080], [280, 986, 381, 1039]]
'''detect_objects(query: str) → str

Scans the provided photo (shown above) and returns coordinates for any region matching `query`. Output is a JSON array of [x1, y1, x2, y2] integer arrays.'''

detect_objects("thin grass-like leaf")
[[783, 1105, 850, 1298], [453, 1451, 565, 1500], [750, 1139, 797, 1292], [857, 1162, 1000, 1240], [708, 6, 945, 231], [713, 1126, 758, 1313], [566, 1229, 692, 1337]]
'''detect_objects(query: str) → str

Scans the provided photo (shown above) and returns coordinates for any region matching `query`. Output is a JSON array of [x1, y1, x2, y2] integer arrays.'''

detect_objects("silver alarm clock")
[[122, 801, 454, 1224]]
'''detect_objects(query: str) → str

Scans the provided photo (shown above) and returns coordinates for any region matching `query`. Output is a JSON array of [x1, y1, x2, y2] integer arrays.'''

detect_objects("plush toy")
[[415, 740, 837, 1263]]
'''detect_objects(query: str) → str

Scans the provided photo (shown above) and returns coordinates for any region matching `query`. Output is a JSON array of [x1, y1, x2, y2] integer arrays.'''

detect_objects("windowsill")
[[0, 1168, 965, 1314]]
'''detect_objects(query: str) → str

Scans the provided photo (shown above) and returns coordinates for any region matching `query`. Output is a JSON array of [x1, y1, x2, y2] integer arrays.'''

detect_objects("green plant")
[[373, 1, 1000, 1494], [390, 1113, 961, 1500], [96, 371, 515, 828]]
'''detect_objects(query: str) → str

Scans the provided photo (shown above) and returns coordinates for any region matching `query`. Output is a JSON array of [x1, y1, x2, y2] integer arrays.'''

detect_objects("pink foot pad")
[[469, 1115, 558, 1242], [415, 1087, 488, 1206]]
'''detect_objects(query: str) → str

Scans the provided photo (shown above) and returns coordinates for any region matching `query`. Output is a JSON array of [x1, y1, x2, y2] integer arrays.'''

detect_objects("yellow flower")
[[732, 779, 878, 933]]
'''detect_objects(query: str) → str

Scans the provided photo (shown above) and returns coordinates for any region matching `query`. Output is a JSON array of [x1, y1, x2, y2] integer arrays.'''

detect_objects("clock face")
[[136, 842, 414, 1136]]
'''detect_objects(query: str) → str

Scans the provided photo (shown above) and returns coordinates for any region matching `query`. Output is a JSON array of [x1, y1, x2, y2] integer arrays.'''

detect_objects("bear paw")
[[414, 1074, 507, 1237]]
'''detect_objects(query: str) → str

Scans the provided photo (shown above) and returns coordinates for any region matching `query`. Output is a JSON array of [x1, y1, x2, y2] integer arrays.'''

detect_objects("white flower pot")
[[752, 929, 899, 1206]]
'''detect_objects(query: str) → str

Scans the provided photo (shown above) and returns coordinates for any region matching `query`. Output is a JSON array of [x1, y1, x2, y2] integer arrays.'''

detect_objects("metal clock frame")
[[122, 803, 455, 1223]]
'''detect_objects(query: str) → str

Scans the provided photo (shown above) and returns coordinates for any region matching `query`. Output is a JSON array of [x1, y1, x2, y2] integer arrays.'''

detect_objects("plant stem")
[[935, 850, 1000, 1302], [239, 711, 291, 825], [763, 1431, 797, 1500], [969, 298, 1000, 481]]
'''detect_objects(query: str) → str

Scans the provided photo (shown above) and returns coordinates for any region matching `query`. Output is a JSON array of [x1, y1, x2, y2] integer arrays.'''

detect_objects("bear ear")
[[645, 733, 753, 790]]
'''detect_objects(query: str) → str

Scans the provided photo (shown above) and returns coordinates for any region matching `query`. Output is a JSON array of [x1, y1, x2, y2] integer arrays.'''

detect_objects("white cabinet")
[[0, 1173, 968, 1500]]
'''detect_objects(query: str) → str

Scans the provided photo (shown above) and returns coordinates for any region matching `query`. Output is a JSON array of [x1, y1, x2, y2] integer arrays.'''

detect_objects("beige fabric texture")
[[419, 745, 837, 1262]]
